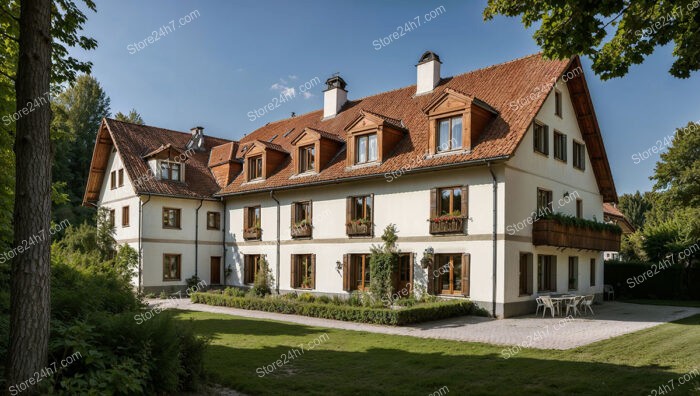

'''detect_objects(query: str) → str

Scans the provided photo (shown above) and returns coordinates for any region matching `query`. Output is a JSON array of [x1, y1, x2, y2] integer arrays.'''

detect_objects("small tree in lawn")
[[370, 224, 399, 304], [252, 256, 274, 297]]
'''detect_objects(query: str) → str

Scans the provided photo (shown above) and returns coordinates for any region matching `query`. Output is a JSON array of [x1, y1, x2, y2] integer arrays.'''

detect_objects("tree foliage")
[[483, 0, 700, 79], [651, 122, 700, 210], [114, 108, 144, 125], [370, 224, 399, 303], [618, 190, 653, 230]]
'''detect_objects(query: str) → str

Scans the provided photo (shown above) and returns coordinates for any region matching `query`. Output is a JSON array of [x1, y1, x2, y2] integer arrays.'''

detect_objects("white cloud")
[[288, 74, 298, 80], [270, 83, 295, 98]]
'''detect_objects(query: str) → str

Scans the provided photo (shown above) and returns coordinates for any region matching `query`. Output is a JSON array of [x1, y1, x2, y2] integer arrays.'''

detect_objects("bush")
[[252, 256, 274, 297], [223, 287, 246, 298], [605, 260, 699, 299], [191, 292, 475, 326], [298, 292, 316, 303]]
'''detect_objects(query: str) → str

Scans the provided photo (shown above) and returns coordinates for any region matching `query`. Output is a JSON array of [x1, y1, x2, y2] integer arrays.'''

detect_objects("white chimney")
[[323, 75, 347, 119], [416, 51, 441, 96]]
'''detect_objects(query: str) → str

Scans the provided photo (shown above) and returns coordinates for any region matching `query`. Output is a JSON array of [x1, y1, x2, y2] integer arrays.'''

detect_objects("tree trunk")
[[8, 0, 52, 390]]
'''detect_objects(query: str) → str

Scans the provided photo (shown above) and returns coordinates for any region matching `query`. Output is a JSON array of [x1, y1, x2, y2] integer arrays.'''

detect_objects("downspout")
[[195, 199, 203, 279], [270, 190, 281, 294], [139, 195, 151, 294], [487, 162, 498, 318], [221, 198, 227, 286]]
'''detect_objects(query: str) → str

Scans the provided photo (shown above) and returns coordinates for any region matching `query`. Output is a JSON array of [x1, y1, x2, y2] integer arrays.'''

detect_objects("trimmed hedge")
[[190, 292, 476, 325], [605, 260, 699, 299]]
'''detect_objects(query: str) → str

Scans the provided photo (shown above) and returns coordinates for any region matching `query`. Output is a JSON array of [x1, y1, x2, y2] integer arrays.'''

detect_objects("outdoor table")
[[550, 296, 577, 316]]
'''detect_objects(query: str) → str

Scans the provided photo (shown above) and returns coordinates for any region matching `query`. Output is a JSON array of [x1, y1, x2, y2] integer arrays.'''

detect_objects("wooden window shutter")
[[430, 188, 437, 218], [409, 253, 415, 293], [290, 202, 296, 226], [290, 254, 297, 288], [311, 254, 316, 289], [551, 256, 558, 292], [461, 186, 468, 220], [544, 125, 550, 155], [244, 256, 251, 283], [342, 254, 350, 291], [370, 193, 375, 237], [346, 197, 352, 223], [427, 259, 435, 295], [527, 254, 534, 295], [462, 253, 471, 297], [243, 207, 249, 230]]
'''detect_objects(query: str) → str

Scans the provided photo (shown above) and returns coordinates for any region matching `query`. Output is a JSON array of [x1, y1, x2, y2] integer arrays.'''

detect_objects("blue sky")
[[72, 0, 700, 195]]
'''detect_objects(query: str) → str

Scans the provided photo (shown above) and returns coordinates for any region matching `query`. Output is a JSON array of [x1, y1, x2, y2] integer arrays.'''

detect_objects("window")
[[248, 155, 263, 180], [110, 171, 117, 190], [537, 188, 553, 214], [533, 122, 549, 155], [568, 257, 578, 290], [519, 253, 533, 295], [351, 254, 371, 290], [555, 90, 562, 117], [299, 145, 315, 173], [537, 255, 556, 292], [108, 209, 115, 228], [207, 212, 221, 230], [244, 254, 262, 284], [162, 208, 181, 229], [590, 258, 596, 286], [576, 199, 583, 219], [293, 201, 311, 226], [246, 206, 261, 230], [118, 169, 124, 187], [573, 141, 586, 170], [163, 254, 181, 281], [355, 133, 378, 164], [438, 187, 462, 216], [122, 206, 130, 227], [436, 254, 464, 295], [554, 131, 567, 162], [160, 161, 181, 181], [350, 195, 372, 221], [436, 116, 462, 152], [291, 254, 315, 289]]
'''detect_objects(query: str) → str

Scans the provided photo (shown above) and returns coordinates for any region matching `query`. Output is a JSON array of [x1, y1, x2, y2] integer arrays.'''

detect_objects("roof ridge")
[[105, 118, 236, 144]]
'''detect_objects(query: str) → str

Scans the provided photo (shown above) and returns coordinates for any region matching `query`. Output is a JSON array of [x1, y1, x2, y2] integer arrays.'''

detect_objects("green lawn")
[[173, 311, 700, 396], [621, 298, 700, 308]]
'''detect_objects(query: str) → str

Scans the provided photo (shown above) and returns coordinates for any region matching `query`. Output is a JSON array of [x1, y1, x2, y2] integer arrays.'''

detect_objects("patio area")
[[159, 299, 700, 350]]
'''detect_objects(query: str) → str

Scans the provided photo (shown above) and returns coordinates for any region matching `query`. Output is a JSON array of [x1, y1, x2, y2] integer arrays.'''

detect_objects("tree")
[[483, 1, 700, 79], [114, 108, 144, 124], [52, 74, 110, 225], [370, 224, 399, 304], [4, 0, 97, 387], [651, 122, 700, 210], [618, 191, 652, 230]]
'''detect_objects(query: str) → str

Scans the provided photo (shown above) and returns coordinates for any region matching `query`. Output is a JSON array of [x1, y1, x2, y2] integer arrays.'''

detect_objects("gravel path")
[[151, 299, 700, 350]]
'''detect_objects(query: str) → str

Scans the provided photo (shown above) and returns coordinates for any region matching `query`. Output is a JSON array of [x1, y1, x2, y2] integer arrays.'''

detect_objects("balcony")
[[429, 216, 466, 235], [532, 216, 621, 251], [346, 220, 372, 237], [291, 223, 312, 238], [243, 228, 262, 241]]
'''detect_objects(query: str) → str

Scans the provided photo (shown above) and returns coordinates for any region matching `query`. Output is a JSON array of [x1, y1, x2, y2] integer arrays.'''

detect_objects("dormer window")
[[355, 133, 378, 164], [299, 145, 315, 173], [248, 155, 263, 180], [160, 161, 181, 181], [437, 116, 463, 152]]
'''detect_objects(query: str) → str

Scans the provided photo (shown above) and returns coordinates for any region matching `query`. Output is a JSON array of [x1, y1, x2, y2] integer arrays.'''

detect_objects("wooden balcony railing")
[[291, 224, 312, 238], [243, 228, 262, 241], [429, 217, 465, 235], [533, 218, 621, 251]]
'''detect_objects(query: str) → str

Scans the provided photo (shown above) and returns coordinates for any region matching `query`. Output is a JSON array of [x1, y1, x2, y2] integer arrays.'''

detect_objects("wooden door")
[[210, 257, 221, 285]]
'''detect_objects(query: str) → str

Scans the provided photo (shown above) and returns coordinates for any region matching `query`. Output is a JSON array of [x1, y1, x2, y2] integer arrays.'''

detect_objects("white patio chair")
[[535, 297, 545, 316], [604, 284, 615, 301], [565, 296, 585, 317], [540, 296, 558, 318], [580, 295, 595, 315]]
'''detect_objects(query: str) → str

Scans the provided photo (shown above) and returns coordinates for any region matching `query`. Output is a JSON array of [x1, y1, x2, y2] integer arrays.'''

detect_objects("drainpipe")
[[270, 190, 281, 294], [487, 162, 498, 318], [195, 199, 203, 279], [139, 195, 151, 294], [221, 198, 227, 286]]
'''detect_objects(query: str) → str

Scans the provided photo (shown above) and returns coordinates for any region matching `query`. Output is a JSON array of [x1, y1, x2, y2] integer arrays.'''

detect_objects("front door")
[[210, 256, 221, 285], [393, 254, 413, 296]]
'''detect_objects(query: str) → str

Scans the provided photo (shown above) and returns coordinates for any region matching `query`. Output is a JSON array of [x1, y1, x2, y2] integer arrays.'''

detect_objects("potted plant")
[[291, 218, 312, 237], [346, 217, 372, 236], [301, 275, 312, 289], [429, 210, 464, 234], [244, 221, 262, 240]]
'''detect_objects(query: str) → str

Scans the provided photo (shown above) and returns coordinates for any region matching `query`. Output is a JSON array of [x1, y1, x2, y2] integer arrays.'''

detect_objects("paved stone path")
[[151, 299, 700, 350]]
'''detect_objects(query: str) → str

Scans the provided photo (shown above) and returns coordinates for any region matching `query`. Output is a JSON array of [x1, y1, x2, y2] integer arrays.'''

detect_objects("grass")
[[621, 298, 700, 308], [172, 311, 700, 396]]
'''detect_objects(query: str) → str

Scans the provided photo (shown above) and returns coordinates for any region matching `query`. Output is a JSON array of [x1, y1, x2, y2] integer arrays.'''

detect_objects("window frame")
[[568, 256, 579, 291], [207, 211, 221, 230], [246, 206, 261, 230], [573, 140, 586, 171], [108, 209, 115, 228], [590, 258, 596, 287], [351, 254, 371, 291], [533, 121, 549, 156], [436, 115, 463, 152], [122, 205, 130, 227], [435, 254, 463, 295], [110, 170, 117, 190], [293, 201, 312, 225], [160, 160, 182, 181], [519, 252, 533, 296], [536, 188, 553, 215], [576, 199, 583, 219], [553, 131, 567, 162], [292, 254, 315, 289], [163, 254, 182, 281], [554, 90, 562, 118], [537, 255, 556, 292], [248, 155, 263, 180], [244, 254, 262, 284], [354, 133, 378, 164], [298, 144, 316, 173], [437, 186, 462, 216], [118, 168, 124, 187], [350, 195, 372, 221], [162, 207, 182, 229]]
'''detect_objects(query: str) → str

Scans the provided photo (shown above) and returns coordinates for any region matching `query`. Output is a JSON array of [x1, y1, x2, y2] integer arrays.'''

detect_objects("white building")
[[84, 52, 620, 317]]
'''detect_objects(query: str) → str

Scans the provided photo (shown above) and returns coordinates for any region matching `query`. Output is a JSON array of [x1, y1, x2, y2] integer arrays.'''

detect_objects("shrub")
[[316, 295, 331, 304], [369, 224, 399, 303], [191, 292, 475, 325], [252, 256, 274, 297], [298, 292, 316, 303], [223, 287, 246, 298], [159, 290, 168, 299]]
